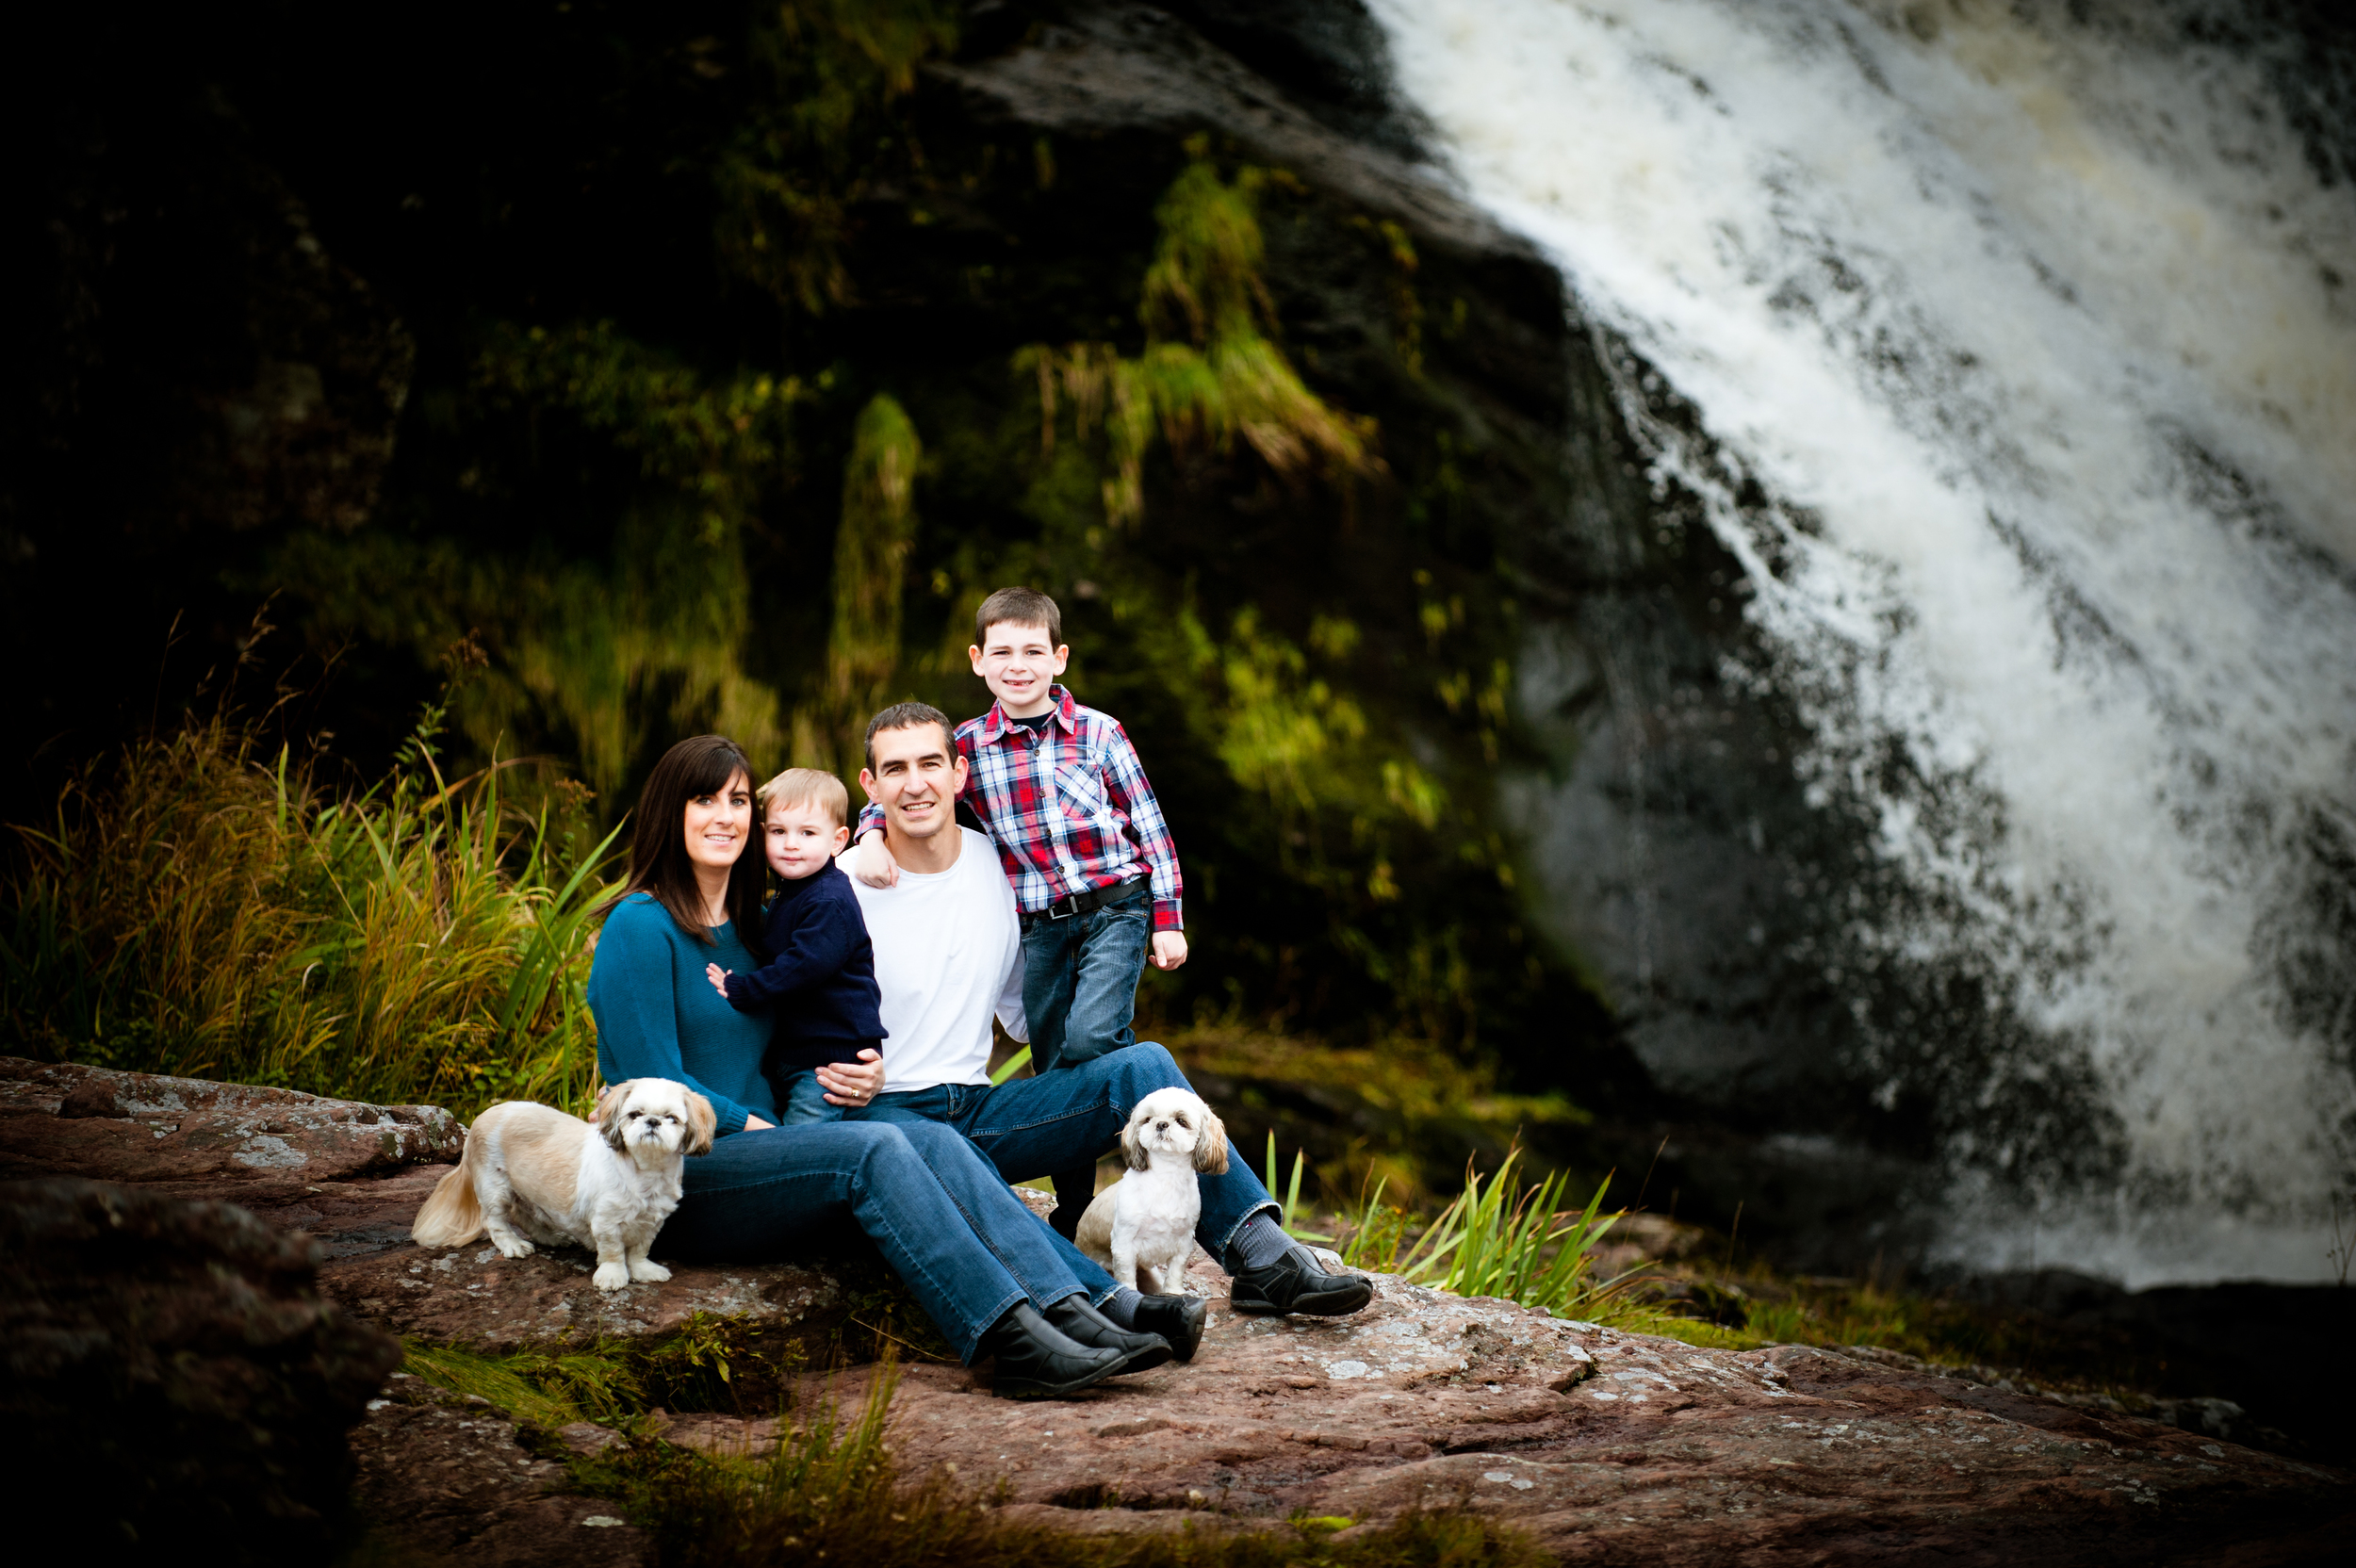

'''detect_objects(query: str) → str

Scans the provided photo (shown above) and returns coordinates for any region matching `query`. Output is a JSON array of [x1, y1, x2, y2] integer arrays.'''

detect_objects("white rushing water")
[[1368, 0, 2356, 1285]]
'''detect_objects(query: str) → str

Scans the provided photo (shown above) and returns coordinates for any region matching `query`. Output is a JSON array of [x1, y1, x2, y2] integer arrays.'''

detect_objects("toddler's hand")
[[848, 829, 901, 889], [1150, 930, 1188, 971], [705, 962, 730, 998]]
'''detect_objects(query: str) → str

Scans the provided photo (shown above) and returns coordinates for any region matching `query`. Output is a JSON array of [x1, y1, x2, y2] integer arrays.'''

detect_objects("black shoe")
[[1132, 1293, 1207, 1363], [1228, 1244, 1373, 1316], [983, 1303, 1127, 1398], [1045, 1296, 1172, 1376]]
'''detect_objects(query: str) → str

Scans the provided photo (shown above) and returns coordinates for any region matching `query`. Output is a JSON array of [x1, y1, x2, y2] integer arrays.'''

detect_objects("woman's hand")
[[743, 1113, 774, 1131], [705, 962, 731, 998], [817, 1048, 886, 1107]]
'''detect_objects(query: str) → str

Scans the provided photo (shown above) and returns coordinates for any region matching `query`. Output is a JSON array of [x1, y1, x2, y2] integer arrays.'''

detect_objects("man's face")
[[969, 620, 1069, 717], [859, 723, 967, 841], [763, 800, 849, 881]]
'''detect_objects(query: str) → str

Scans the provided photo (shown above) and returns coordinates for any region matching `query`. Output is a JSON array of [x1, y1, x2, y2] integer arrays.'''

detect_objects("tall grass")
[[1340, 1146, 1639, 1323], [1, 717, 619, 1118]]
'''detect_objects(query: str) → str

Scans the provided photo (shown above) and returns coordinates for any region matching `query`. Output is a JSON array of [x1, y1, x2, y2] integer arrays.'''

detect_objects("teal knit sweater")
[[586, 893, 778, 1135]]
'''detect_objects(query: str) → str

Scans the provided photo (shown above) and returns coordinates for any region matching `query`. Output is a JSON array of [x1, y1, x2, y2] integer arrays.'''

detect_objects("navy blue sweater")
[[720, 860, 887, 1069]]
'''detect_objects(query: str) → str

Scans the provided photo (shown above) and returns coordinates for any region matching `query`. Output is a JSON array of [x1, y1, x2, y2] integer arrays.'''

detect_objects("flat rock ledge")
[[5, 1056, 2350, 1564]]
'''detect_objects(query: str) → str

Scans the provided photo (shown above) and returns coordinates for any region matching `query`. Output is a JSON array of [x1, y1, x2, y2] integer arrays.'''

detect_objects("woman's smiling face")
[[682, 769, 753, 873]]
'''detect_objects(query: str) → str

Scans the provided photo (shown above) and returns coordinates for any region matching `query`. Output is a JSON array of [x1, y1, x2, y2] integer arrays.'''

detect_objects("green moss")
[[794, 393, 924, 776]]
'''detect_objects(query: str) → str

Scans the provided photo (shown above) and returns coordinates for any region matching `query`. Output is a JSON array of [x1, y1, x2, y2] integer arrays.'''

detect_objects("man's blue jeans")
[[654, 1119, 1088, 1363], [1022, 891, 1152, 1073], [849, 1042, 1282, 1266]]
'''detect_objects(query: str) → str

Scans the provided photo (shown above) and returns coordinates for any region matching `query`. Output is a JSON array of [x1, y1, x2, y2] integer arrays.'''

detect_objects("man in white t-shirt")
[[839, 703, 1371, 1358]]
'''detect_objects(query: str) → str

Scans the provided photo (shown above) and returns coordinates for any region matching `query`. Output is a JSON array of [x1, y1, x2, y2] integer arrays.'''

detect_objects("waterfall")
[[1368, 0, 2356, 1285]]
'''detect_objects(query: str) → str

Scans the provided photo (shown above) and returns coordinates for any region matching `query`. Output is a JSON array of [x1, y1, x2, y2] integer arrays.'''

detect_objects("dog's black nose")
[[1156, 1120, 1169, 1130]]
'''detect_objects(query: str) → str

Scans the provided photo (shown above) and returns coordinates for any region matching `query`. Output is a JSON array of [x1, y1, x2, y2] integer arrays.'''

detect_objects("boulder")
[[0, 1055, 462, 1184], [660, 1252, 2356, 1565], [0, 1177, 402, 1563]]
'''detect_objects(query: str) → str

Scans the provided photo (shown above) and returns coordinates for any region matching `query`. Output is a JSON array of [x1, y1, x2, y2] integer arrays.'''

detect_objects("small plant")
[[1388, 1146, 1635, 1319]]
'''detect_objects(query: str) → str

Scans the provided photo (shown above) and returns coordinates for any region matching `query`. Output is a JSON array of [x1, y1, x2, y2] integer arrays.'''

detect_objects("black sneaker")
[[983, 1303, 1127, 1398], [1131, 1293, 1208, 1362], [1046, 1296, 1172, 1376], [1227, 1244, 1373, 1316]]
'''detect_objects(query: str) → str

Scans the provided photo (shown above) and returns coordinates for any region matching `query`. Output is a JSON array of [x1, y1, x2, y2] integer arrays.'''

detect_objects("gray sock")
[[1227, 1211, 1296, 1274], [1099, 1287, 1143, 1329]]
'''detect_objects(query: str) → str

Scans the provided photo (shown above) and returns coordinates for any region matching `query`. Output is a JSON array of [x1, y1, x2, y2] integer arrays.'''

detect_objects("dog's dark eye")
[[1173, 1113, 1189, 1127]]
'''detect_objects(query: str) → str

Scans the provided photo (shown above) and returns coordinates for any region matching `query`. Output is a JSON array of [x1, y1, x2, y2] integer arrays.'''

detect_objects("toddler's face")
[[764, 801, 851, 881]]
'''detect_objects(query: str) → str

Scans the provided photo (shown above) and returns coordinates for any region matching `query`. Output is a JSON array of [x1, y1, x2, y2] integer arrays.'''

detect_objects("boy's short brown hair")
[[755, 767, 851, 830], [975, 585, 1061, 646]]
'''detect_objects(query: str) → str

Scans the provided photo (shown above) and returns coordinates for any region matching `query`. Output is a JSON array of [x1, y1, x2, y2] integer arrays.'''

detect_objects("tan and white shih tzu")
[[411, 1078, 715, 1290], [1074, 1086, 1228, 1294]]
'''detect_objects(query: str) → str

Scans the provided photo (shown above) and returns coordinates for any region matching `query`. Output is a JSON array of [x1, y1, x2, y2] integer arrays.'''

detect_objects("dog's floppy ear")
[[682, 1089, 717, 1155], [1192, 1102, 1230, 1175], [1121, 1108, 1150, 1172], [597, 1081, 633, 1153]]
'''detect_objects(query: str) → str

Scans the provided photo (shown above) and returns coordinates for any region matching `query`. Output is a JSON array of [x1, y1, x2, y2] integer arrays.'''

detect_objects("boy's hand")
[[1150, 930, 1188, 971], [705, 962, 731, 998], [846, 828, 901, 889]]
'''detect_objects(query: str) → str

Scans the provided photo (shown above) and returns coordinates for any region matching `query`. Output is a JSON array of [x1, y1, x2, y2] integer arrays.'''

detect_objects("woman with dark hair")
[[585, 735, 1169, 1396]]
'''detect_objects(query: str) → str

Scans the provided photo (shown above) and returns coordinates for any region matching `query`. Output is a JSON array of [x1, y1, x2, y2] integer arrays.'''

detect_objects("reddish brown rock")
[[659, 1251, 2352, 1565], [0, 1054, 462, 1184], [349, 1380, 652, 1565]]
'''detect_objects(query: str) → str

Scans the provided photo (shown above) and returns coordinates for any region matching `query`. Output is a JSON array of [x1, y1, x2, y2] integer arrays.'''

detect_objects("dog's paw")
[[592, 1262, 632, 1291], [494, 1236, 535, 1260], [629, 1259, 672, 1283]]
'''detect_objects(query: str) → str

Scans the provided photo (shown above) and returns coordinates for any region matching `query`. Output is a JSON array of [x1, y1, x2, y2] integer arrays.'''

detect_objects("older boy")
[[706, 768, 885, 1124], [850, 586, 1185, 1239]]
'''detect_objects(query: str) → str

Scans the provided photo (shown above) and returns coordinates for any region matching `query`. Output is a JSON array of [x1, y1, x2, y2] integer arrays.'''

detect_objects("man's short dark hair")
[[864, 700, 956, 773], [975, 586, 1061, 647]]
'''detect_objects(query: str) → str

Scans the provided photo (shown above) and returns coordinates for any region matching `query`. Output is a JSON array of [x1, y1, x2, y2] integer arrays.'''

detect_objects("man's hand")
[[705, 962, 731, 998], [845, 829, 901, 889], [817, 1048, 886, 1107], [1150, 930, 1188, 971]]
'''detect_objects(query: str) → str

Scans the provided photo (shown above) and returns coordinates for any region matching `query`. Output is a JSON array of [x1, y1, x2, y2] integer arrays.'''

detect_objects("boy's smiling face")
[[970, 619, 1069, 719], [763, 799, 850, 881]]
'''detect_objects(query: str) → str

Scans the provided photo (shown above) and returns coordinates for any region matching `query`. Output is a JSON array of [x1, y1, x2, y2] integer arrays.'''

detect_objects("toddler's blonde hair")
[[756, 767, 851, 830]]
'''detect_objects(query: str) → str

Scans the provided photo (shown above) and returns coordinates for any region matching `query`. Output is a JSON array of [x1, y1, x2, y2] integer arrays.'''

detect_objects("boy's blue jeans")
[[654, 1119, 1092, 1364], [775, 1067, 845, 1125], [848, 1042, 1281, 1267], [1023, 890, 1153, 1228], [1022, 890, 1153, 1074]]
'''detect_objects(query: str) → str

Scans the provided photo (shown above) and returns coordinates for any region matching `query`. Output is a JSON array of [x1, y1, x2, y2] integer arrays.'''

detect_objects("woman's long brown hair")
[[601, 735, 768, 950]]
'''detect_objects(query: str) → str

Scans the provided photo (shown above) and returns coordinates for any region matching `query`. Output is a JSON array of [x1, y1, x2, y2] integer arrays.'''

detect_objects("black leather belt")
[[1027, 874, 1150, 923]]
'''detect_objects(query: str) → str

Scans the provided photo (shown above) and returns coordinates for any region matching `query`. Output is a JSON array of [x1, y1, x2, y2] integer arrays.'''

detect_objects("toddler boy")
[[850, 586, 1185, 1238], [708, 768, 886, 1124]]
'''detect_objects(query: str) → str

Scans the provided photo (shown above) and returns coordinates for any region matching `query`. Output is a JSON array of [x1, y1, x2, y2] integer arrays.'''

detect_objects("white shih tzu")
[[1073, 1086, 1228, 1294], [410, 1078, 715, 1291]]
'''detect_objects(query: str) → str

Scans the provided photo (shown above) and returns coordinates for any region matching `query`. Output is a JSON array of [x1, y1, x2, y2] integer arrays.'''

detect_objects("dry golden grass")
[[3, 718, 616, 1118]]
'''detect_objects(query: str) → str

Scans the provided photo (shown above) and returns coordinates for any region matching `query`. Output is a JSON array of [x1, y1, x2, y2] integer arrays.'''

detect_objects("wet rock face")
[[0, 1055, 463, 1184], [0, 1177, 401, 1563]]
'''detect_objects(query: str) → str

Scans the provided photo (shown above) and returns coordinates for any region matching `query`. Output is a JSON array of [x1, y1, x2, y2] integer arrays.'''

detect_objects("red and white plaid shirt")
[[859, 686, 1184, 931]]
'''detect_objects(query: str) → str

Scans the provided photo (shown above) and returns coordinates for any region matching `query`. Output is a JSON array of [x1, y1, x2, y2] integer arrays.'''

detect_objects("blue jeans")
[[849, 1042, 1281, 1265], [653, 1119, 1088, 1363], [1022, 890, 1152, 1072], [775, 1067, 844, 1125]]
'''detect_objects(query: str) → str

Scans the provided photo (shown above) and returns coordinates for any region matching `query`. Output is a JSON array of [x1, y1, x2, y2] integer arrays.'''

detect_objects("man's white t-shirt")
[[850, 826, 1030, 1093]]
